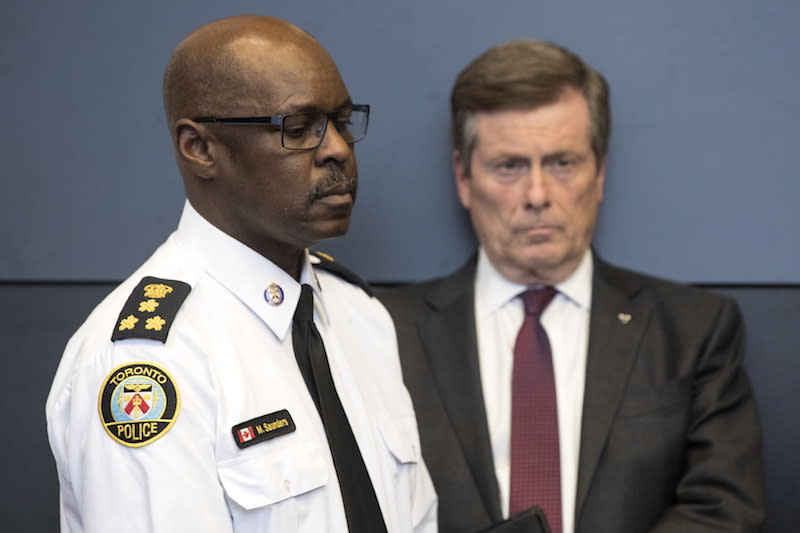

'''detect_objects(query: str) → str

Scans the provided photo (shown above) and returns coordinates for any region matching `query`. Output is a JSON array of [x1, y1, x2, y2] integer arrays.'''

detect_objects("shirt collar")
[[474, 247, 593, 316], [173, 200, 325, 341]]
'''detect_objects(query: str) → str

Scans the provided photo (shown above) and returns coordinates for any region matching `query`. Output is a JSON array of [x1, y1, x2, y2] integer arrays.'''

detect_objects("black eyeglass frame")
[[191, 104, 370, 150]]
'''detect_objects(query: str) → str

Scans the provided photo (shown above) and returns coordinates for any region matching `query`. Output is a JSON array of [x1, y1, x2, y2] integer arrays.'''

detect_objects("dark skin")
[[163, 16, 359, 280]]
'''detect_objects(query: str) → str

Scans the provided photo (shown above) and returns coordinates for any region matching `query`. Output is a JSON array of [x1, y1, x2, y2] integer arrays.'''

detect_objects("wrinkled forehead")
[[470, 91, 593, 145]]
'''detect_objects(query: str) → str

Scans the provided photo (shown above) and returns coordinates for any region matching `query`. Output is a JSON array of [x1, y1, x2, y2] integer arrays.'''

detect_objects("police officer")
[[46, 15, 436, 532]]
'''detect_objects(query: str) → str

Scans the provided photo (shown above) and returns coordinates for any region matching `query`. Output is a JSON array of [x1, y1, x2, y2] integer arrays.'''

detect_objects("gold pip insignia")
[[98, 361, 181, 448], [111, 276, 191, 343]]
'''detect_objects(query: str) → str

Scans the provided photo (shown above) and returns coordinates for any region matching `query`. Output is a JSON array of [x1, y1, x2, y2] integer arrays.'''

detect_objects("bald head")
[[163, 15, 337, 128], [161, 15, 358, 276]]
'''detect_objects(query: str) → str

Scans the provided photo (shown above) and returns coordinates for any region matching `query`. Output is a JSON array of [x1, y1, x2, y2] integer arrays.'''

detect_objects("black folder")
[[480, 507, 551, 533]]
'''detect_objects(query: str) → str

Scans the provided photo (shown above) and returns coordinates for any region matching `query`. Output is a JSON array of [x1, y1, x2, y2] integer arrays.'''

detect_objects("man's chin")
[[307, 218, 352, 242], [516, 248, 586, 283]]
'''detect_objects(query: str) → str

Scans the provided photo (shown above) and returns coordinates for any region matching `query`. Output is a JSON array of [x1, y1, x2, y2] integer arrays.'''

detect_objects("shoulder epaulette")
[[111, 276, 192, 343], [310, 251, 374, 297]]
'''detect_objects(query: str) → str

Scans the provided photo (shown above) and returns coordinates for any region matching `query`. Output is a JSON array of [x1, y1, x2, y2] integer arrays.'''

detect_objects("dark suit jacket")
[[378, 255, 764, 533]]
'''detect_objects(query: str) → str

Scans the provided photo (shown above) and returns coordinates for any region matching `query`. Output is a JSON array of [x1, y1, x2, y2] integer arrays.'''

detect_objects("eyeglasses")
[[192, 104, 370, 150]]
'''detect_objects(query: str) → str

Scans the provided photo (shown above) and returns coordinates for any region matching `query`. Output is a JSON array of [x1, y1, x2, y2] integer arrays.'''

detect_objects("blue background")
[[2, 0, 799, 283]]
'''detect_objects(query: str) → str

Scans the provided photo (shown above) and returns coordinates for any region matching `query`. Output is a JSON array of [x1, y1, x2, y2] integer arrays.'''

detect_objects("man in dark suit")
[[378, 39, 764, 533]]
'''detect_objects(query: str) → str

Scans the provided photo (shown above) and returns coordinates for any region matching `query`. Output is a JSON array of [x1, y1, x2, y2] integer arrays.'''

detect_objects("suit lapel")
[[575, 258, 652, 518], [417, 258, 503, 522]]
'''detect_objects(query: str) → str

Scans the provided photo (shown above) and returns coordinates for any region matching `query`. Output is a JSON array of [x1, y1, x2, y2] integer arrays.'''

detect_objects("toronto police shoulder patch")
[[111, 276, 191, 343], [98, 361, 181, 447], [310, 250, 374, 296]]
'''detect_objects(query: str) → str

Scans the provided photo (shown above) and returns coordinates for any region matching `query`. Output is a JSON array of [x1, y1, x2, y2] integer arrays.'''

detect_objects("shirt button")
[[284, 479, 291, 493]]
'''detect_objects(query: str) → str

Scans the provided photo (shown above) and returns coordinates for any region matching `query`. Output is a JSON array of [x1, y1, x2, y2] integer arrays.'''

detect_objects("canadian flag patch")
[[237, 426, 255, 443]]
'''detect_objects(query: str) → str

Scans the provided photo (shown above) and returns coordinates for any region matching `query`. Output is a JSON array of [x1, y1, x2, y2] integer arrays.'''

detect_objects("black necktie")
[[292, 284, 388, 533]]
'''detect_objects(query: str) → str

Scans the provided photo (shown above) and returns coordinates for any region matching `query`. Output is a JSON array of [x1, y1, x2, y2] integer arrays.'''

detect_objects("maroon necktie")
[[509, 287, 562, 533]]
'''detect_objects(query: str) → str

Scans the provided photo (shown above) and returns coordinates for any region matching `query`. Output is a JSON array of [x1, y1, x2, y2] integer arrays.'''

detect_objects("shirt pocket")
[[378, 413, 421, 466], [217, 439, 329, 511]]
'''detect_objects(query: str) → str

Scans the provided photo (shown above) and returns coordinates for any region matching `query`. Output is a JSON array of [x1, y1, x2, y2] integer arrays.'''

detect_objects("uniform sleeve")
[[648, 299, 764, 532], [46, 340, 234, 533]]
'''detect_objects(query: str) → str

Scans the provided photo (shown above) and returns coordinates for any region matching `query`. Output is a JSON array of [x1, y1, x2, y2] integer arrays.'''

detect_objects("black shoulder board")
[[311, 251, 374, 297], [111, 276, 192, 343]]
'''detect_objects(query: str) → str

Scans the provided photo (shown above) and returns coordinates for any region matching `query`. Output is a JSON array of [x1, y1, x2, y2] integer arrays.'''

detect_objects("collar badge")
[[264, 282, 285, 306]]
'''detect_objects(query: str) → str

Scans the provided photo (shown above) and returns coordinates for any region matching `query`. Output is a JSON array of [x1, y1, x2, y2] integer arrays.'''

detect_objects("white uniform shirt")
[[46, 201, 437, 533], [474, 248, 592, 533]]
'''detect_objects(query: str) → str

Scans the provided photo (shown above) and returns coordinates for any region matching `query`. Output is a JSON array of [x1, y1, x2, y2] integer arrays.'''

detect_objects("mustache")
[[308, 165, 358, 203]]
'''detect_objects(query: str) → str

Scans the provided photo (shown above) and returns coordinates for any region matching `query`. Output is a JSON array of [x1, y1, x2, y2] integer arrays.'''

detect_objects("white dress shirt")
[[474, 247, 592, 533], [46, 200, 437, 533]]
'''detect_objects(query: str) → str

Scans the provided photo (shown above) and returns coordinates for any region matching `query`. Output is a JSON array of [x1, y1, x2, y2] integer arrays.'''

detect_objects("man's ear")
[[175, 119, 218, 180], [453, 150, 471, 209], [595, 157, 607, 203]]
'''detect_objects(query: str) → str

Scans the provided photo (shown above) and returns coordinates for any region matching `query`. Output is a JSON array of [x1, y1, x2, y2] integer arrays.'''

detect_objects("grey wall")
[[2, 1, 800, 283], [3, 1, 799, 531]]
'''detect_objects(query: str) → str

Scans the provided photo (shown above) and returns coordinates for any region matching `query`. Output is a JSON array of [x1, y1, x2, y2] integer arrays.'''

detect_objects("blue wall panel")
[[3, 1, 798, 283]]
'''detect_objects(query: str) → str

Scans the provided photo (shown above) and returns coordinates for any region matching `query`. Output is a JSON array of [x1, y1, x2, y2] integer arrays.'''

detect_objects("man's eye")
[[546, 155, 581, 171], [284, 126, 309, 139], [334, 118, 353, 130], [497, 160, 526, 171]]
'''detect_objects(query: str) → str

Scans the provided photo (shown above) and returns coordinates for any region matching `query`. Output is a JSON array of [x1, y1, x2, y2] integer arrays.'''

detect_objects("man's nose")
[[315, 120, 352, 165], [524, 166, 551, 211]]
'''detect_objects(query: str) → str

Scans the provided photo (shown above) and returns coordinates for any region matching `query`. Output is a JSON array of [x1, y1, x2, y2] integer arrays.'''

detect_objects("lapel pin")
[[617, 313, 632, 325], [264, 282, 285, 306]]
